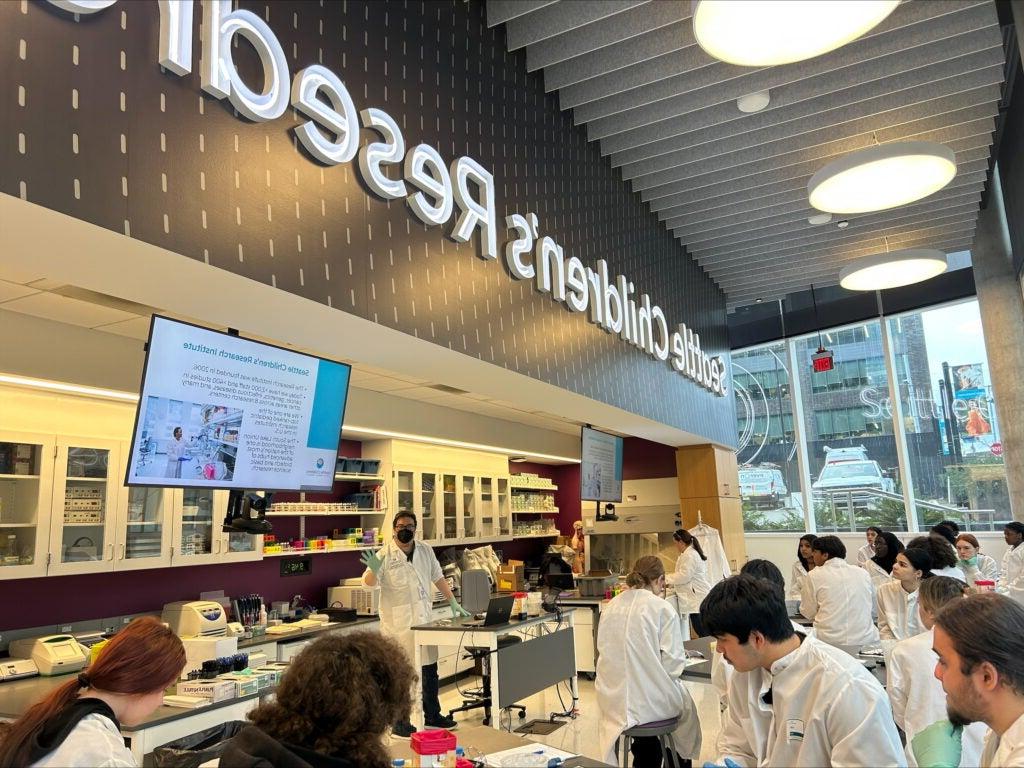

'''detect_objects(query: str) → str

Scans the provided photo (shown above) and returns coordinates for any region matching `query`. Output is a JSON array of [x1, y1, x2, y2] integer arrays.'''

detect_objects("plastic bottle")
[[259, 604, 268, 627]]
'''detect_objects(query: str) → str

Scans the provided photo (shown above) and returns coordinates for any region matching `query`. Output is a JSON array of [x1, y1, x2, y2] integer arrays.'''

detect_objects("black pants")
[[630, 736, 691, 768], [689, 612, 706, 638], [396, 662, 442, 726]]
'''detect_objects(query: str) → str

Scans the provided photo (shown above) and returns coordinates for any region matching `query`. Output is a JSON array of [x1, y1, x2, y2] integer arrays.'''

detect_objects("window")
[[886, 300, 1010, 531], [733, 298, 1011, 536], [732, 342, 804, 532]]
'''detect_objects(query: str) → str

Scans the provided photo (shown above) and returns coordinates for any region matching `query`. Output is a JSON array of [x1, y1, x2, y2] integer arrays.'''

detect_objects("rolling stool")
[[447, 636, 526, 726], [616, 716, 681, 768]]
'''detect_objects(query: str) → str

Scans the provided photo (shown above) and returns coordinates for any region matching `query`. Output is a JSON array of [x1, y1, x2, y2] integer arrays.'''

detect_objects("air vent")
[[429, 384, 469, 395], [47, 285, 160, 316]]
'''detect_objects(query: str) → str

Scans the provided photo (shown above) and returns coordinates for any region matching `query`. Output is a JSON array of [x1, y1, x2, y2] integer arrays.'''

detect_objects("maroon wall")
[[622, 437, 678, 480]]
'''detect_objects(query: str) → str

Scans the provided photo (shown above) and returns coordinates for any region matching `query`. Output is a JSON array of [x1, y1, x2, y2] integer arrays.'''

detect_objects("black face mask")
[[396, 528, 415, 544]]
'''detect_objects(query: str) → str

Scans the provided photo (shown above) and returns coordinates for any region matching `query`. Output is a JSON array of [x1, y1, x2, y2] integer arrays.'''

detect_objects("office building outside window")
[[733, 298, 1010, 534]]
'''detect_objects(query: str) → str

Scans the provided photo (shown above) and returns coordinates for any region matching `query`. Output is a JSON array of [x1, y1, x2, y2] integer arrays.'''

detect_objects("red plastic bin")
[[410, 729, 457, 756]]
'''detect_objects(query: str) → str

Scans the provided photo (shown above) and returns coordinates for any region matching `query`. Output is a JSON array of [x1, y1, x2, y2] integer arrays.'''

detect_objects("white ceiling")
[[0, 277, 585, 439], [488, 0, 1005, 307]]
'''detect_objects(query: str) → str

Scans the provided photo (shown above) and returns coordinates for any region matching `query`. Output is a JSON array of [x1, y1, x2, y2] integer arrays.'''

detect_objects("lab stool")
[[447, 636, 526, 726], [616, 716, 681, 768]]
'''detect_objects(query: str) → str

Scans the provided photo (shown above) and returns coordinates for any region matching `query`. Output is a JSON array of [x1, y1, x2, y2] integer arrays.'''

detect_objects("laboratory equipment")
[[162, 600, 228, 638], [9, 635, 89, 676]]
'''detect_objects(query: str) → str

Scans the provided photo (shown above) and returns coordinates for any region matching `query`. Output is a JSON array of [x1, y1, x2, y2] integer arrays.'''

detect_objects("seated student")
[[800, 535, 879, 647], [913, 593, 1024, 767], [857, 526, 883, 566], [713, 560, 815, 708], [596, 555, 701, 768], [211, 631, 416, 768], [931, 523, 959, 547], [877, 548, 929, 642], [999, 522, 1024, 602], [703, 575, 904, 767], [955, 533, 1000, 588], [0, 617, 185, 768], [864, 530, 903, 591], [888, 576, 985, 767], [908, 534, 966, 582], [788, 534, 816, 601]]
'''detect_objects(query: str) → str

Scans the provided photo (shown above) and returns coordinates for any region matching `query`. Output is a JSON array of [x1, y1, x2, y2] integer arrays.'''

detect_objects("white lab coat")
[[932, 565, 967, 583], [857, 542, 874, 566], [29, 713, 136, 767], [960, 554, 1000, 587], [863, 559, 894, 591], [981, 712, 1024, 767], [712, 621, 814, 709], [165, 437, 186, 478], [666, 546, 712, 615], [875, 581, 923, 642], [363, 539, 442, 666], [716, 635, 905, 767], [888, 628, 986, 767], [800, 558, 879, 647], [788, 562, 808, 601], [595, 588, 701, 766], [1000, 545, 1024, 603], [693, 525, 731, 584]]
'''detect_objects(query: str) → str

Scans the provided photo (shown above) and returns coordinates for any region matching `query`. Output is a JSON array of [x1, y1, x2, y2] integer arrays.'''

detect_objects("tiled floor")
[[424, 673, 725, 765]]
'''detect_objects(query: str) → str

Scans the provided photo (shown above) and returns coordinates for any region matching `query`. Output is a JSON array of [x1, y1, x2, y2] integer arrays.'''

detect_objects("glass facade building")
[[733, 297, 1009, 534]]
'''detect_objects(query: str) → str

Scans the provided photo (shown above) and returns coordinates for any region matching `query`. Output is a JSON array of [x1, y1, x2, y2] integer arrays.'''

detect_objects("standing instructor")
[[361, 512, 470, 737]]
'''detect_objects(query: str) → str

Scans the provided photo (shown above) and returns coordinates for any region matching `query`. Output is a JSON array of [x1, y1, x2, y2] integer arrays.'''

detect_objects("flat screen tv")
[[580, 426, 624, 503], [125, 316, 351, 492]]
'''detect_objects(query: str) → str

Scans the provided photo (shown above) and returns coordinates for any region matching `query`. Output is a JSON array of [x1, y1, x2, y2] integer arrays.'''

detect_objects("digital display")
[[581, 426, 624, 503], [126, 316, 350, 492], [812, 350, 835, 373]]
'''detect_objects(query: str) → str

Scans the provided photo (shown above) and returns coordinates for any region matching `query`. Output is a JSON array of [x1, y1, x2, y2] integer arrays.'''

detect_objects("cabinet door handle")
[[215, 539, 222, 555], [119, 544, 126, 560], [107, 543, 115, 561]]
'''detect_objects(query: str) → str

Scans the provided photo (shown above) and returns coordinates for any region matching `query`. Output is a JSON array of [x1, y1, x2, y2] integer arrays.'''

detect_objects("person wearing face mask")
[[955, 534, 999, 589], [361, 512, 470, 737], [877, 548, 929, 642], [596, 556, 701, 767], [999, 522, 1024, 604]]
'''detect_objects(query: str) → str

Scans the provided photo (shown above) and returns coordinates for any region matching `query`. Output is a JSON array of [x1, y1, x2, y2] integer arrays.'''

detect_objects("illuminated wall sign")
[[48, 0, 727, 398]]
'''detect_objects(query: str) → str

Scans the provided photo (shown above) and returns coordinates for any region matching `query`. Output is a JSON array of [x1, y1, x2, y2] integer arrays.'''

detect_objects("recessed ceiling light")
[[737, 90, 770, 113], [836, 220, 849, 229], [755, 298, 763, 303], [839, 248, 948, 291], [808, 213, 833, 226], [808, 141, 957, 214], [692, 0, 899, 67]]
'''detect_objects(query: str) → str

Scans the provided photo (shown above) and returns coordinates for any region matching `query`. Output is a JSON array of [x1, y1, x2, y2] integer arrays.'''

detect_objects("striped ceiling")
[[487, 0, 1005, 307]]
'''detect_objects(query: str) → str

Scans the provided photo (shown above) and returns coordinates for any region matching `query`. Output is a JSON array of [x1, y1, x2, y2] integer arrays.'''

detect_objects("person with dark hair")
[[864, 530, 904, 591], [955, 534, 1000, 588], [888, 577, 985, 767], [1000, 522, 1024, 603], [800, 535, 879, 647], [908, 534, 966, 583], [361, 512, 469, 735], [857, 525, 884, 566], [666, 528, 712, 639], [740, 559, 785, 591], [205, 632, 415, 768], [877, 549, 928, 642], [932, 523, 959, 547], [701, 575, 903, 767], [0, 617, 185, 767], [596, 556, 700, 768], [788, 534, 816, 600], [912, 593, 1024, 767]]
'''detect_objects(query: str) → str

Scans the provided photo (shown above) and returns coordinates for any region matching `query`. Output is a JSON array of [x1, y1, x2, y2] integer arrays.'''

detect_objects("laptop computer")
[[461, 595, 515, 627]]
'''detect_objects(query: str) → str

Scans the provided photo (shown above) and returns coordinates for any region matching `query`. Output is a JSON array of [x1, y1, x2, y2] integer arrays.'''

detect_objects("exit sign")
[[812, 348, 835, 373]]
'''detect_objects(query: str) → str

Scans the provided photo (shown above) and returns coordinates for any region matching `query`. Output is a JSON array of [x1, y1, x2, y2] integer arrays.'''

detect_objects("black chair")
[[448, 637, 527, 726]]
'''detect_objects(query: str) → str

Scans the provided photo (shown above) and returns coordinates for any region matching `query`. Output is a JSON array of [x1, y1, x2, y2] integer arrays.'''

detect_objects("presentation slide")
[[126, 316, 350, 492], [581, 427, 624, 502]]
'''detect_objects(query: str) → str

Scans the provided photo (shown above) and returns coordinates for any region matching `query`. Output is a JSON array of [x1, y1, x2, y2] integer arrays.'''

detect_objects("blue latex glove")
[[449, 596, 471, 617], [702, 759, 741, 768], [911, 719, 963, 768], [360, 550, 383, 575]]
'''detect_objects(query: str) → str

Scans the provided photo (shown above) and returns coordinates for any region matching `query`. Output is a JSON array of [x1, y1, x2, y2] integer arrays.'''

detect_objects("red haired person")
[[0, 617, 185, 767]]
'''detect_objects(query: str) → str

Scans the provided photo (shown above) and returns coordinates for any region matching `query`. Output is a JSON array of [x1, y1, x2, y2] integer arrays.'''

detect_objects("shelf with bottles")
[[512, 509, 560, 516], [512, 521, 559, 537], [510, 474, 558, 491], [510, 490, 558, 513]]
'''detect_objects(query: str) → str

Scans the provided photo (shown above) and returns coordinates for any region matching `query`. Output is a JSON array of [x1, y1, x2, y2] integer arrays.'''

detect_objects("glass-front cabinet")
[[47, 439, 122, 576], [170, 489, 261, 566], [116, 485, 173, 571], [0, 432, 55, 580]]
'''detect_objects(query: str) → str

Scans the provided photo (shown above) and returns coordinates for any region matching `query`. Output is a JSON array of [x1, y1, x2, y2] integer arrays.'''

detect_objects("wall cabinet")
[[0, 432, 56, 580], [170, 488, 262, 567], [394, 468, 511, 545]]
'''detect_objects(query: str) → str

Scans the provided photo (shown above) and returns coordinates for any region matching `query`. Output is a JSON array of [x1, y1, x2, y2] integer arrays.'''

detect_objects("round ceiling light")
[[808, 141, 957, 214], [692, 0, 900, 67], [737, 90, 770, 113], [839, 248, 948, 291]]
